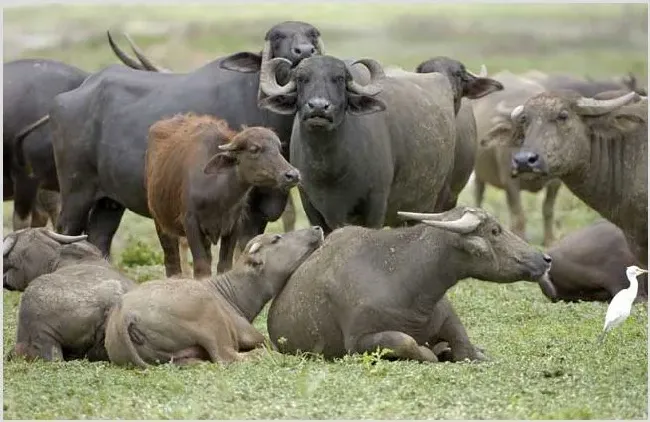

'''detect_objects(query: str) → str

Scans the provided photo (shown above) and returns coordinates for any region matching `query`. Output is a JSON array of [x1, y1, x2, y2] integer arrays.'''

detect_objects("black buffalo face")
[[416, 56, 503, 114], [258, 56, 387, 131], [219, 21, 325, 74]]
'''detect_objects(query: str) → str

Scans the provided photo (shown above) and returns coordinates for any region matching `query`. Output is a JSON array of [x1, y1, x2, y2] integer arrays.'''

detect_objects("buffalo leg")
[[348, 330, 438, 363], [11, 170, 40, 230], [298, 188, 331, 234], [217, 231, 237, 273], [542, 179, 561, 247], [184, 213, 212, 279], [56, 184, 97, 236], [473, 176, 486, 208], [504, 181, 526, 241], [36, 189, 62, 227], [86, 198, 125, 259], [154, 221, 183, 278], [364, 191, 389, 228], [429, 298, 486, 362], [178, 237, 191, 277]]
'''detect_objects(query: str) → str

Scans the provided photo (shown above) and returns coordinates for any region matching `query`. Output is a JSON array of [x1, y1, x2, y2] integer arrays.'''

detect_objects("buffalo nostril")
[[543, 254, 552, 264], [528, 153, 539, 165], [312, 226, 323, 232], [284, 170, 301, 183], [310, 46, 316, 55], [292, 47, 302, 56]]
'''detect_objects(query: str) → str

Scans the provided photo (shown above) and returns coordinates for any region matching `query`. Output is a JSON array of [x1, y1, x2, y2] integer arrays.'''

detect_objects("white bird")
[[597, 265, 647, 345]]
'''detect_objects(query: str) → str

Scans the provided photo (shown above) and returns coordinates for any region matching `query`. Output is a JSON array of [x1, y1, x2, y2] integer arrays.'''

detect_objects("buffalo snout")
[[283, 168, 301, 185], [511, 150, 547, 176], [291, 44, 317, 61]]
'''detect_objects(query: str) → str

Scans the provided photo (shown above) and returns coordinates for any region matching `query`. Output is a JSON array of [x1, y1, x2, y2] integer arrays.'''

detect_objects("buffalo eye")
[[271, 234, 282, 244], [557, 110, 569, 121], [270, 33, 286, 43], [249, 145, 261, 154], [491, 226, 502, 236], [332, 75, 345, 84]]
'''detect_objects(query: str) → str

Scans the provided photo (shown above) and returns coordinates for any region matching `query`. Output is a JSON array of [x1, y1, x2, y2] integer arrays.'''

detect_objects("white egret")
[[597, 265, 647, 344]]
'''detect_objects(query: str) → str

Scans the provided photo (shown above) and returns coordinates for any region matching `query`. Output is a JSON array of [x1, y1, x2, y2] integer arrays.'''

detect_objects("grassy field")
[[2, 3, 648, 419]]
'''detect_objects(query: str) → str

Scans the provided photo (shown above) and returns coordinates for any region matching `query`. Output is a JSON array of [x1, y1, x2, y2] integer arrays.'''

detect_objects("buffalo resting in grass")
[[104, 226, 324, 368], [3, 228, 134, 362], [267, 207, 554, 363], [33, 21, 324, 262], [507, 90, 647, 266], [4, 59, 88, 230], [258, 55, 462, 233], [145, 113, 300, 278], [545, 219, 646, 303]]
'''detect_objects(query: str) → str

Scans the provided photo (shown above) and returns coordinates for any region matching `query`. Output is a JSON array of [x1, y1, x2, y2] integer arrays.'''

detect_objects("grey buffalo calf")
[[3, 228, 135, 362], [545, 220, 646, 303], [145, 113, 300, 279], [268, 207, 554, 363], [104, 226, 324, 368], [508, 91, 647, 265]]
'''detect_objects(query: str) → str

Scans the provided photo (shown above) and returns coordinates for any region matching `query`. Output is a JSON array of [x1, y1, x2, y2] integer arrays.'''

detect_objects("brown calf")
[[145, 113, 300, 279]]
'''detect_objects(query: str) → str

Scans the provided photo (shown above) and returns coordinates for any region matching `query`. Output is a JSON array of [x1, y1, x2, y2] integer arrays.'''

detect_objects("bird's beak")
[[640, 269, 648, 274]]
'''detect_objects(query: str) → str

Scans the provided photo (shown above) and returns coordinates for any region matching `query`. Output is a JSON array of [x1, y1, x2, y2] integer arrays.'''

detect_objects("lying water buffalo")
[[4, 228, 135, 362], [545, 219, 646, 303], [508, 90, 647, 265], [146, 113, 300, 278], [415, 57, 503, 210], [37, 21, 324, 260], [258, 55, 458, 232], [3, 228, 92, 291], [471, 71, 562, 246], [267, 207, 554, 363], [4, 59, 88, 230], [105, 226, 324, 368]]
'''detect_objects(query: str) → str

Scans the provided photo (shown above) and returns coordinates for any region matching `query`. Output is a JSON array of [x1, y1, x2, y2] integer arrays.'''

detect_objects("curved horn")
[[397, 211, 448, 221], [316, 37, 326, 54], [510, 104, 524, 121], [346, 58, 385, 96], [575, 91, 638, 116], [218, 142, 239, 152], [259, 57, 296, 97], [44, 230, 88, 244], [420, 211, 483, 235], [256, 40, 273, 102], [467, 64, 488, 78], [107, 30, 145, 70], [3, 236, 16, 257], [123, 33, 170, 73]]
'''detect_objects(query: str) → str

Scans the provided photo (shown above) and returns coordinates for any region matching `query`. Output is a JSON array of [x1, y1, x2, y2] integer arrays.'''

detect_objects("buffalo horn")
[[575, 91, 638, 116], [346, 58, 385, 97], [3, 236, 16, 257], [510, 104, 524, 121], [420, 212, 483, 235], [397, 211, 448, 221], [123, 33, 170, 73], [259, 57, 296, 97], [44, 230, 88, 244]]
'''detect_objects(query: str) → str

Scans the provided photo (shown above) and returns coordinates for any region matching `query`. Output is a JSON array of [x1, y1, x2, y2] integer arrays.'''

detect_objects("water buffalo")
[[523, 71, 647, 97], [146, 113, 300, 278], [106, 31, 300, 238], [508, 90, 647, 265], [414, 57, 504, 210], [40, 21, 324, 260], [471, 71, 563, 246], [267, 206, 554, 363], [257, 55, 458, 233], [104, 226, 324, 368], [3, 228, 135, 362], [4, 59, 88, 230], [545, 219, 646, 303]]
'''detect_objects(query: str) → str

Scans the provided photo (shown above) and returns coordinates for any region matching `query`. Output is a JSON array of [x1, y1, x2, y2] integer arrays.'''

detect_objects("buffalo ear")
[[612, 112, 646, 133], [203, 152, 237, 175], [219, 52, 262, 73], [347, 93, 386, 116], [465, 78, 504, 99], [460, 236, 490, 257], [258, 93, 298, 115]]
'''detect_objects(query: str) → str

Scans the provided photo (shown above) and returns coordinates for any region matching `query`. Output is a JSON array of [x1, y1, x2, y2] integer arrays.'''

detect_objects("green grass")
[[2, 3, 648, 420]]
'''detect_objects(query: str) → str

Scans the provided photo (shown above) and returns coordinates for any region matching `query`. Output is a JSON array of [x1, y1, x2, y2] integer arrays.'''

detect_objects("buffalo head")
[[509, 90, 643, 178], [416, 56, 503, 114], [257, 55, 387, 131]]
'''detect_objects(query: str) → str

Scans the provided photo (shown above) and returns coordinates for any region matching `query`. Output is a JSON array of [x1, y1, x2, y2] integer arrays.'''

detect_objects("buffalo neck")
[[561, 128, 638, 227], [209, 269, 275, 322]]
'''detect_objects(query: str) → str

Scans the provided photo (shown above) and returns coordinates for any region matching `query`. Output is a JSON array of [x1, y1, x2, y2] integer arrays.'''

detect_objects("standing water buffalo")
[[508, 90, 647, 265], [545, 220, 646, 303], [471, 71, 562, 246], [146, 113, 300, 278], [4, 59, 88, 230], [3, 228, 135, 362], [414, 57, 504, 210], [257, 55, 458, 232], [104, 226, 324, 368], [267, 207, 554, 362], [37, 21, 324, 260]]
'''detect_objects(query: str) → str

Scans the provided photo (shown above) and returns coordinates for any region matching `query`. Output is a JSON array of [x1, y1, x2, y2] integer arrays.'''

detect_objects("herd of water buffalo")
[[2, 20, 648, 366]]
